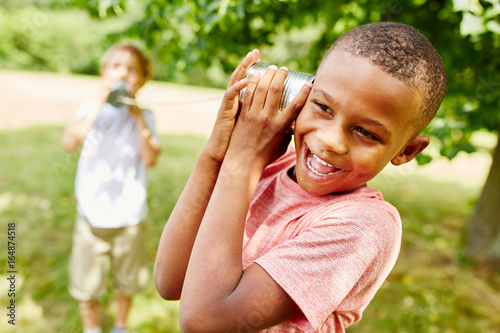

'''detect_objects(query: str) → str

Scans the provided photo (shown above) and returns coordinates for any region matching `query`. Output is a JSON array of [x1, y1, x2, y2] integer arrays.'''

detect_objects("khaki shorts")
[[68, 214, 149, 301]]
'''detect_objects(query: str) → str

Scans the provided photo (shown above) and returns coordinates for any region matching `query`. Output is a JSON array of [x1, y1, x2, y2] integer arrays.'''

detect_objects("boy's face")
[[101, 51, 147, 97], [292, 50, 426, 196]]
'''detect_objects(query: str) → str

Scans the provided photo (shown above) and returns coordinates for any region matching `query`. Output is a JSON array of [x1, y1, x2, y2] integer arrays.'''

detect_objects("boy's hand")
[[178, 62, 311, 330], [226, 65, 312, 171], [128, 104, 142, 118], [204, 49, 260, 164]]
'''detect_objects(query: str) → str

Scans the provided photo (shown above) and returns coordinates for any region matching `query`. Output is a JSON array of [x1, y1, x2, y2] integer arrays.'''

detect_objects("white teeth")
[[306, 151, 345, 176], [307, 161, 330, 176], [313, 153, 332, 167]]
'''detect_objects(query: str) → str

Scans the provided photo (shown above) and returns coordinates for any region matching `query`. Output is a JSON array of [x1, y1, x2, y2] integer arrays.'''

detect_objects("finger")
[[227, 49, 260, 89], [283, 81, 313, 121], [220, 77, 249, 111], [249, 65, 278, 112], [239, 69, 262, 114], [227, 77, 250, 100], [263, 66, 289, 113]]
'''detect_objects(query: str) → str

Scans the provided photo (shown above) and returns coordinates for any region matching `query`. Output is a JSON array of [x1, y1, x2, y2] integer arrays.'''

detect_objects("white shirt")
[[74, 100, 160, 228]]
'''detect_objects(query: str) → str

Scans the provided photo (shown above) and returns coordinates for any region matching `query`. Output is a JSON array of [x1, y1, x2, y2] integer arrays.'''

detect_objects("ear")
[[391, 136, 430, 166]]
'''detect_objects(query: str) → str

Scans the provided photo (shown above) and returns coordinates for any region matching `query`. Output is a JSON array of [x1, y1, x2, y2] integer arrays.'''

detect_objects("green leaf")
[[486, 19, 500, 33], [460, 12, 487, 35]]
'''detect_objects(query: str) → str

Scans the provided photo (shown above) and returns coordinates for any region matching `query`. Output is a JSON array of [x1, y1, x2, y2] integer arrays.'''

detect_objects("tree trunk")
[[465, 133, 500, 271]]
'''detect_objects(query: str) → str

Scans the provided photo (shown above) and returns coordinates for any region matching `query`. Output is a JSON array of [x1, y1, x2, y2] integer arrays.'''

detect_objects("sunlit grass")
[[0, 126, 199, 333], [0, 126, 498, 332], [353, 165, 500, 332]]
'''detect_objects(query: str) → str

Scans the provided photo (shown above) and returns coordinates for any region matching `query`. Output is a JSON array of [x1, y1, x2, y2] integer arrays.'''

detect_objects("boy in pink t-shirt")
[[154, 22, 447, 332]]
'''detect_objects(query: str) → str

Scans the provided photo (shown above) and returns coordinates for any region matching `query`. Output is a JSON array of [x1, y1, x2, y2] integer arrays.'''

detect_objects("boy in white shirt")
[[62, 44, 160, 333]]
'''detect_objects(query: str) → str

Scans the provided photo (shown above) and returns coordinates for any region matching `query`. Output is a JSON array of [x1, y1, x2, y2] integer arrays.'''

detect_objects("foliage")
[[0, 2, 143, 75], [427, 0, 500, 158], [0, 125, 498, 332], [64, 0, 130, 18], [451, 0, 500, 132], [2, 0, 499, 161], [58, 0, 499, 164]]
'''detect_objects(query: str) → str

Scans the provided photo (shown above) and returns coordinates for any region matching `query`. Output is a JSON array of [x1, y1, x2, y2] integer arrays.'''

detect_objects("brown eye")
[[356, 127, 381, 141], [315, 102, 333, 115]]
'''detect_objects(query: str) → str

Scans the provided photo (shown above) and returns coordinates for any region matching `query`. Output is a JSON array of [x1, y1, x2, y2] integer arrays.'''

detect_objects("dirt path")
[[0, 70, 224, 136]]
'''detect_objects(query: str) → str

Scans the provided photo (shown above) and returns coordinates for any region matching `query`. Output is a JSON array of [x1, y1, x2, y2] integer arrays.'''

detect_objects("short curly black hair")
[[322, 22, 447, 134]]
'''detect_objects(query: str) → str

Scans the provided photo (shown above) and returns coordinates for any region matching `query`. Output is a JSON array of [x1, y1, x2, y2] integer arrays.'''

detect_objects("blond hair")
[[101, 44, 152, 80]]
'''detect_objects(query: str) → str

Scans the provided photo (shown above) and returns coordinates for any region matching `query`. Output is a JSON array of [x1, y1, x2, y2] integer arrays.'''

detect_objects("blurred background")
[[0, 0, 499, 332]]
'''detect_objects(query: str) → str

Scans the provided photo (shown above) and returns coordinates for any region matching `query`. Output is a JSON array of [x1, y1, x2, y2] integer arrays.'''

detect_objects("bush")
[[0, 6, 137, 75]]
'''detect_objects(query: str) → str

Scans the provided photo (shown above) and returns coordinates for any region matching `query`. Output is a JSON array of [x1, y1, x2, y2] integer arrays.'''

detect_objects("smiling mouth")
[[306, 149, 347, 177]]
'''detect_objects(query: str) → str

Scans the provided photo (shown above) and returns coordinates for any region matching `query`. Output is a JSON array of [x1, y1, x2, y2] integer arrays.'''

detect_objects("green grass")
[[0, 126, 498, 332], [0, 126, 204, 332], [354, 171, 500, 333]]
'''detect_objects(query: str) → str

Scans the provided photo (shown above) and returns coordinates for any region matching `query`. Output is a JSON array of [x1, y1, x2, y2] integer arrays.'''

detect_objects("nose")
[[316, 123, 348, 155], [116, 66, 128, 80]]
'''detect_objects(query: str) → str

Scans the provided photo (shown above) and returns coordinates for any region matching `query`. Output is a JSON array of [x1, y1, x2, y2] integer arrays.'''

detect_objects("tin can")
[[240, 62, 315, 110], [107, 80, 136, 108]]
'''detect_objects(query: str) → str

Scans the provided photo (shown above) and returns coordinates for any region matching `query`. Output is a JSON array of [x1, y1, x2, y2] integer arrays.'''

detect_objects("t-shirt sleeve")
[[75, 99, 100, 120], [254, 201, 401, 332]]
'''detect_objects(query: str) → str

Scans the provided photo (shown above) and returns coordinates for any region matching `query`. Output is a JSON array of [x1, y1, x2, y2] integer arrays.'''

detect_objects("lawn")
[[0, 126, 498, 332]]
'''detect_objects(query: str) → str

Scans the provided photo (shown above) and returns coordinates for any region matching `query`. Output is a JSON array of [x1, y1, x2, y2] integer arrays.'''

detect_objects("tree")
[[71, 0, 500, 270], [451, 0, 500, 271]]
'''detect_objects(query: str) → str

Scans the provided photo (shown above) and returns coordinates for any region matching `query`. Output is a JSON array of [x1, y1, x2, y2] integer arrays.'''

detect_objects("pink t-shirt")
[[242, 146, 402, 332]]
